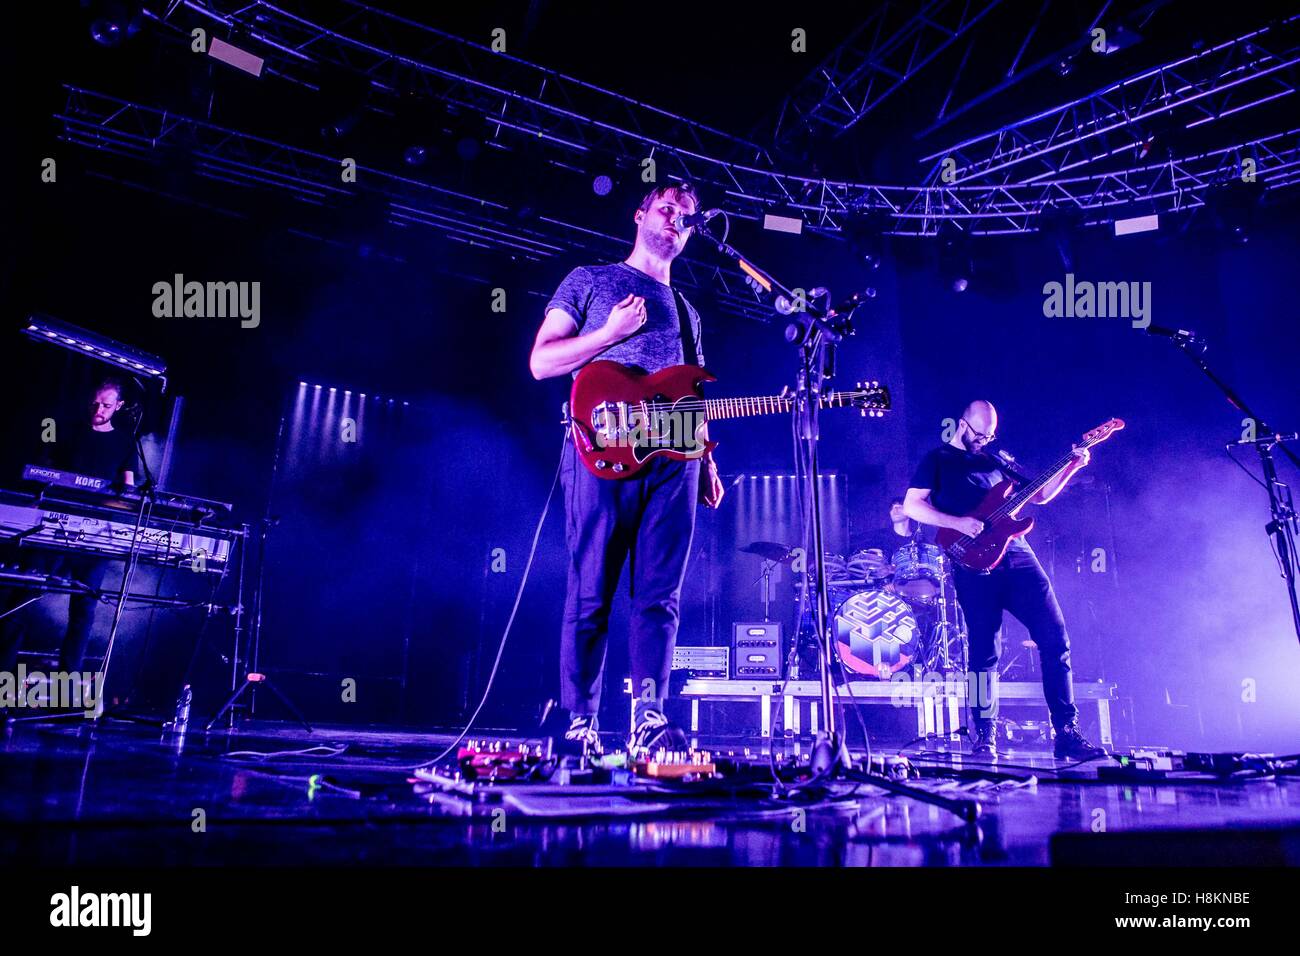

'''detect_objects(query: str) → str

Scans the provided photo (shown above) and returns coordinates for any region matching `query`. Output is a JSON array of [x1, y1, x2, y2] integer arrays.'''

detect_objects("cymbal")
[[739, 540, 796, 563]]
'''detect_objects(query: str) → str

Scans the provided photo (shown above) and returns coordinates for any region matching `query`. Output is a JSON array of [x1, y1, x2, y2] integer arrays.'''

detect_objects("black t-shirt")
[[49, 426, 139, 483], [909, 444, 1032, 555]]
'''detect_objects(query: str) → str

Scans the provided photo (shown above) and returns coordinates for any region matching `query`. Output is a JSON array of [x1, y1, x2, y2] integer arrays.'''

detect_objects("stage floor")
[[2, 720, 1298, 866]]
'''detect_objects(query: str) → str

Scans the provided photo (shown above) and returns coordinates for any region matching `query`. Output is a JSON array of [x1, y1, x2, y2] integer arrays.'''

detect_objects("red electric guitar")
[[568, 360, 891, 479], [935, 418, 1126, 572]]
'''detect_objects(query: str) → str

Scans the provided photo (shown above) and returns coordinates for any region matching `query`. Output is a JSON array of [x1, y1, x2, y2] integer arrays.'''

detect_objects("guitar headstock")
[[1081, 418, 1126, 446], [852, 381, 892, 418]]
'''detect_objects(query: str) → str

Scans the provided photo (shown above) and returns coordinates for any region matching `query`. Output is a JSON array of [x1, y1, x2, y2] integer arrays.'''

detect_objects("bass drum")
[[832, 588, 919, 680]]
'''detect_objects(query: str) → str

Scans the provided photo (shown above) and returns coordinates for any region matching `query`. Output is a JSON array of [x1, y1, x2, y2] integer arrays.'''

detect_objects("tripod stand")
[[695, 214, 980, 822], [204, 412, 311, 732]]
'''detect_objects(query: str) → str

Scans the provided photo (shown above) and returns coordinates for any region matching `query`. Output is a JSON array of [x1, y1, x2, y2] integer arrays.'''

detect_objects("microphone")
[[825, 286, 876, 317], [1229, 431, 1300, 446], [994, 449, 1032, 483], [774, 287, 828, 315], [1143, 323, 1201, 346], [673, 209, 723, 231]]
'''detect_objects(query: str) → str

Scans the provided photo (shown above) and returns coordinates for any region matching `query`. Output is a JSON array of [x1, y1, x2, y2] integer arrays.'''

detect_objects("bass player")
[[903, 400, 1107, 761]]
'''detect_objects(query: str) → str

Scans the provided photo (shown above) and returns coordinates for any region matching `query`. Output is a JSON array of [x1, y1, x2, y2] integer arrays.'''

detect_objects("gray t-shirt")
[[545, 262, 704, 376]]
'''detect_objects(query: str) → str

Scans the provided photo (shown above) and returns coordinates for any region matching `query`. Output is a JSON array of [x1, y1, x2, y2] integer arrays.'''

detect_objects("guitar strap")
[[672, 287, 700, 366]]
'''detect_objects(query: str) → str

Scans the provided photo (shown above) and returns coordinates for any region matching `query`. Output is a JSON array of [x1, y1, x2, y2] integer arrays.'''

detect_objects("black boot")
[[971, 720, 998, 758], [1053, 722, 1107, 760]]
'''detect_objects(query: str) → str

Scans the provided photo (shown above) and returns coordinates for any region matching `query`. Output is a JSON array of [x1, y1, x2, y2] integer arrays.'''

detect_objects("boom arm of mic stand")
[[1167, 337, 1300, 643], [706, 232, 847, 342]]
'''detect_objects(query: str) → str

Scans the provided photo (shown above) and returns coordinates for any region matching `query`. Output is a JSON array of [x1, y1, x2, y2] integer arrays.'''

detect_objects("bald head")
[[954, 400, 997, 451]]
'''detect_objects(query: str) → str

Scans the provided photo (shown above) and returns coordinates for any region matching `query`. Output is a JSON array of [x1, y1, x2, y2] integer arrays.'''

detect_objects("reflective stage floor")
[[2, 720, 1298, 866]]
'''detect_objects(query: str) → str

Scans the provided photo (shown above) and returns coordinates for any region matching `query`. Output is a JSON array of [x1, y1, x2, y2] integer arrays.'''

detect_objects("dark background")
[[2, 2, 1297, 750]]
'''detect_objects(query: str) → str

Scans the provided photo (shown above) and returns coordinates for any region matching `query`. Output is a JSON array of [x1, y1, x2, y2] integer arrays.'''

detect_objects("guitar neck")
[[1004, 436, 1103, 513], [703, 393, 859, 420]]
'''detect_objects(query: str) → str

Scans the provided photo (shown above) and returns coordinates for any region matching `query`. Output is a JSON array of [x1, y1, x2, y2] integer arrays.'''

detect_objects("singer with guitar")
[[529, 181, 721, 759], [903, 400, 1110, 760]]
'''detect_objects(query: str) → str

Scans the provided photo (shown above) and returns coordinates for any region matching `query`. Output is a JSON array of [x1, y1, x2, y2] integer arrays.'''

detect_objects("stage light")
[[592, 174, 614, 196], [404, 146, 428, 167], [317, 69, 369, 141], [23, 314, 166, 381], [87, 2, 142, 47], [937, 224, 973, 294], [1206, 179, 1265, 245]]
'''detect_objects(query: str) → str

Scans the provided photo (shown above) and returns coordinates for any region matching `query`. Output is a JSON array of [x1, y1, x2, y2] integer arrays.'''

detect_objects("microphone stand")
[[694, 218, 980, 822], [1165, 336, 1300, 645]]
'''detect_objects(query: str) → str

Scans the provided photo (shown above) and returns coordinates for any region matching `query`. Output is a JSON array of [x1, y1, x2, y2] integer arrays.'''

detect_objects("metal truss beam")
[[57, 86, 777, 324], [772, 0, 1007, 144], [59, 84, 1300, 247], [158, 2, 780, 176], [921, 13, 1300, 184]]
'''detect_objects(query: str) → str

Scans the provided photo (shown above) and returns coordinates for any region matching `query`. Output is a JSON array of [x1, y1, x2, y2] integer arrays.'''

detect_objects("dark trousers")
[[559, 442, 699, 716], [0, 553, 108, 678], [953, 550, 1079, 730]]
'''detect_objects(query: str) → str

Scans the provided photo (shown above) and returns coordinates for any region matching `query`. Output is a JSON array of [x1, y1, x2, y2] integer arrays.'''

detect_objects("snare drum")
[[891, 542, 945, 604]]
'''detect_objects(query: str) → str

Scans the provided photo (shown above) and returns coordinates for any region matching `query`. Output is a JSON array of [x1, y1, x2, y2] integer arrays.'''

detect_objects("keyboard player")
[[1, 378, 141, 685]]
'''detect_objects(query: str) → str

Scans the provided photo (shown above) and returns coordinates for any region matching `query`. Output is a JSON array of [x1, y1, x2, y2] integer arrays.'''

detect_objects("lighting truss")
[[56, 86, 777, 324], [920, 13, 1300, 185], [59, 81, 1300, 247], [65, 3, 1300, 240], [770, 0, 1008, 145]]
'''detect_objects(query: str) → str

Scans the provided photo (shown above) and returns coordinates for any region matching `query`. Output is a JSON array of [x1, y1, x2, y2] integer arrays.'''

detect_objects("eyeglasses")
[[961, 418, 995, 443]]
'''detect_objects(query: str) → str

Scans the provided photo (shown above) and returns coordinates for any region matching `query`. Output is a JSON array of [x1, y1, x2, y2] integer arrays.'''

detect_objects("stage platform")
[[670, 678, 1124, 745], [2, 719, 1297, 867]]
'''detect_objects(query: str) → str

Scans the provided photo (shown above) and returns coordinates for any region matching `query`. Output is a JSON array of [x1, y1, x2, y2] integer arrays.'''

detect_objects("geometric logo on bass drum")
[[834, 590, 917, 679]]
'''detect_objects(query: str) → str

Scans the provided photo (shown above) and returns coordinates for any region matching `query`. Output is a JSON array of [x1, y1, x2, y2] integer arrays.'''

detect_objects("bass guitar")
[[935, 418, 1125, 571]]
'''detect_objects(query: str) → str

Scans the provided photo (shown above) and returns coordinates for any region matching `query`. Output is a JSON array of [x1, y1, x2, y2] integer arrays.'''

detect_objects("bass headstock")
[[1082, 418, 1126, 446]]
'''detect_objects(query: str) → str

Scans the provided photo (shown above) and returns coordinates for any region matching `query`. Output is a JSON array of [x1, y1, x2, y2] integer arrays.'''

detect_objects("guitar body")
[[935, 479, 1036, 572], [569, 361, 717, 479]]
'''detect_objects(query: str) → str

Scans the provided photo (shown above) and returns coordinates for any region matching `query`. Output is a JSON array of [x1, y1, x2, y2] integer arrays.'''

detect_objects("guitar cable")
[[412, 430, 568, 771]]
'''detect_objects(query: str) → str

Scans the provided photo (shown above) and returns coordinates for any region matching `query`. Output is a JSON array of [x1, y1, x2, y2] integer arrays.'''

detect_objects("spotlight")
[[592, 174, 614, 196], [1057, 56, 1075, 77], [403, 145, 428, 166], [88, 2, 142, 47], [937, 223, 973, 293], [317, 69, 369, 141], [321, 113, 360, 140], [1206, 179, 1266, 245]]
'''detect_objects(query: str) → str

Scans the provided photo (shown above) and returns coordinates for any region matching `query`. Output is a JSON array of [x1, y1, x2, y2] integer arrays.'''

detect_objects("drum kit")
[[740, 538, 967, 682]]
